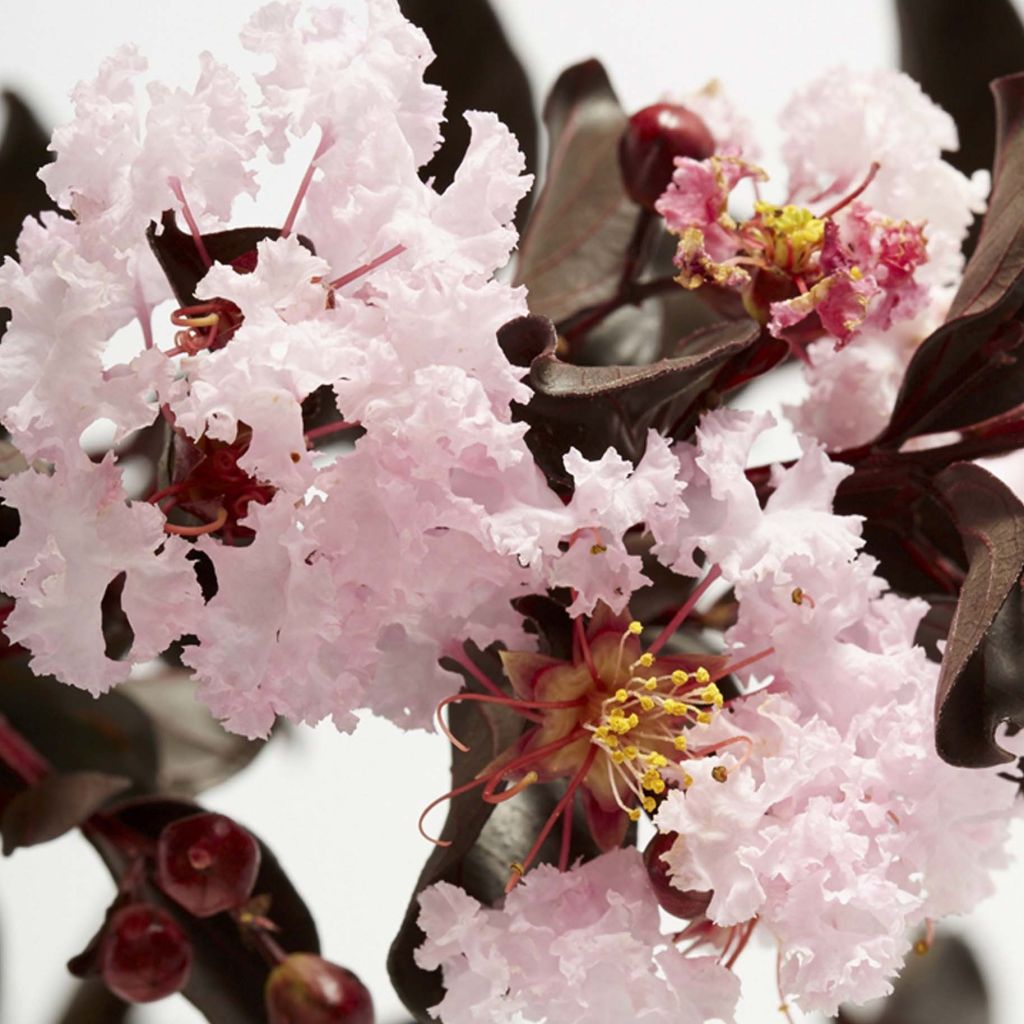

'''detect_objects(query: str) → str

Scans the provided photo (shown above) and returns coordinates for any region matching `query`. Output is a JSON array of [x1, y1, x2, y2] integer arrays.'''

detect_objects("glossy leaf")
[[1, 771, 130, 854], [89, 797, 319, 1024], [387, 644, 603, 1023], [56, 979, 132, 1024], [500, 314, 760, 494], [515, 60, 638, 323], [399, 0, 537, 224], [882, 74, 1024, 443], [933, 462, 1024, 766]]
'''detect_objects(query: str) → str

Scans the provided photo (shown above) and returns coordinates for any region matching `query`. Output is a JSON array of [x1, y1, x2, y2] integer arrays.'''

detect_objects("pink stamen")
[[328, 244, 406, 292], [574, 614, 598, 680], [445, 645, 510, 701], [481, 729, 588, 802], [688, 735, 754, 770], [712, 646, 775, 684], [506, 745, 598, 892], [304, 420, 362, 445], [818, 161, 880, 219], [168, 177, 213, 269], [648, 564, 723, 657], [558, 790, 575, 872], [418, 774, 493, 846], [436, 693, 587, 752], [146, 483, 184, 506], [724, 918, 757, 970], [163, 506, 228, 537], [281, 126, 334, 238]]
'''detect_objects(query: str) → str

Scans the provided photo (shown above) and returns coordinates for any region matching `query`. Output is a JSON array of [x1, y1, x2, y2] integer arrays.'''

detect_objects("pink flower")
[[415, 848, 740, 1024]]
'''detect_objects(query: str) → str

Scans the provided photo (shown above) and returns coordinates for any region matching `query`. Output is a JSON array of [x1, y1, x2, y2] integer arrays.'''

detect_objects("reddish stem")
[[648, 564, 723, 657], [281, 126, 334, 239], [168, 177, 212, 269], [304, 420, 362, 444], [328, 244, 406, 291]]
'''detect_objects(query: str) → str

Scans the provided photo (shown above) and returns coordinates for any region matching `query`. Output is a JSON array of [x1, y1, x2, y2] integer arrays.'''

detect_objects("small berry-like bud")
[[100, 903, 192, 1003], [156, 812, 261, 917], [643, 831, 712, 919], [265, 954, 374, 1024], [618, 103, 715, 209]]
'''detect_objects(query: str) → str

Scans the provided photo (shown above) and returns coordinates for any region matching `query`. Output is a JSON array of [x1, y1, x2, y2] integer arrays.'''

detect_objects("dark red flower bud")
[[156, 812, 261, 917], [643, 830, 712, 919], [100, 903, 192, 1003], [265, 954, 374, 1024], [619, 103, 715, 209]]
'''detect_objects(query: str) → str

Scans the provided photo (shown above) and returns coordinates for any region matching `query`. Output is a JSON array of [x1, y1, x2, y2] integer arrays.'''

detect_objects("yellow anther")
[[711, 765, 728, 783], [611, 750, 627, 765], [614, 688, 629, 703], [674, 735, 688, 752], [509, 860, 525, 875], [590, 543, 607, 555], [647, 752, 669, 768], [624, 745, 639, 760], [595, 725, 610, 740], [642, 797, 657, 812], [628, 621, 644, 636], [664, 699, 688, 717], [604, 735, 619, 748], [609, 706, 625, 719], [671, 670, 689, 686], [639, 695, 655, 712], [696, 710, 713, 725], [637, 652, 654, 668], [791, 587, 804, 605], [694, 667, 711, 684], [850, 265, 863, 281], [643, 677, 659, 692], [683, 773, 694, 788], [628, 808, 642, 822], [700, 684, 724, 708], [652, 778, 666, 794], [628, 713, 639, 728]]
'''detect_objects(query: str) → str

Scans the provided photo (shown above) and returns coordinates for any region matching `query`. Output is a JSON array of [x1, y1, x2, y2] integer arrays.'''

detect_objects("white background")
[[1, 2, 1023, 1023]]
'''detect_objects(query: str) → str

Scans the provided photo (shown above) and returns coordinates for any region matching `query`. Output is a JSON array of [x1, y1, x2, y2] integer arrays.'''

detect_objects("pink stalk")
[[328, 244, 406, 291], [647, 564, 723, 657], [281, 126, 334, 238], [168, 177, 212, 269]]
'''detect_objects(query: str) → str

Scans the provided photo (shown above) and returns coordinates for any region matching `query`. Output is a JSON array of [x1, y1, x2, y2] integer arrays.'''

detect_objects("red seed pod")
[[265, 954, 375, 1024], [100, 903, 192, 1004], [643, 830, 713, 919], [618, 103, 716, 209], [156, 812, 262, 918]]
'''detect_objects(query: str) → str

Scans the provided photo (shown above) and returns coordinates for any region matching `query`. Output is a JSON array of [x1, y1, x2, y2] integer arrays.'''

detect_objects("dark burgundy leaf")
[[0, 657, 158, 791], [121, 666, 265, 797], [0, 90, 55, 255], [882, 74, 1024, 443], [2, 771, 130, 854], [89, 797, 319, 1024], [834, 933, 989, 1024], [514, 60, 638, 323], [399, 0, 537, 226], [510, 317, 760, 494], [933, 462, 1024, 766], [898, 0, 1024, 182], [147, 211, 315, 308], [387, 644, 603, 1023]]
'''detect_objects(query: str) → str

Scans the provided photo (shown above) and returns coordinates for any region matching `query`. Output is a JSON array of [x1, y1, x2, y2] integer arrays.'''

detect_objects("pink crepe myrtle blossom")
[[649, 411, 1018, 1016], [415, 848, 740, 1024]]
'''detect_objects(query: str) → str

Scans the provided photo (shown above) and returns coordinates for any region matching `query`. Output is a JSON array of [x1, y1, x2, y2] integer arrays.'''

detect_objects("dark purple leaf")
[[504, 314, 760, 494], [514, 61, 638, 323], [399, 0, 537, 228], [387, 644, 604, 1023], [0, 657, 158, 791], [933, 462, 1024, 766], [1, 771, 131, 854], [56, 978, 132, 1024], [89, 796, 319, 1024], [0, 90, 58, 338], [898, 0, 1024, 182], [147, 211, 315, 308], [882, 74, 1024, 443]]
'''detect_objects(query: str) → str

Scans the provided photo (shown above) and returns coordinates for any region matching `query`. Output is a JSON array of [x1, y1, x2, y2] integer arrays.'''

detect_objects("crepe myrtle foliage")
[[1, 1, 1024, 1023]]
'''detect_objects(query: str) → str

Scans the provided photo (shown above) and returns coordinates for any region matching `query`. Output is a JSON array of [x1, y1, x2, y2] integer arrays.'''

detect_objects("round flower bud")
[[643, 830, 712, 919], [618, 103, 716, 209], [156, 812, 261, 917], [265, 954, 374, 1024], [100, 903, 192, 1003]]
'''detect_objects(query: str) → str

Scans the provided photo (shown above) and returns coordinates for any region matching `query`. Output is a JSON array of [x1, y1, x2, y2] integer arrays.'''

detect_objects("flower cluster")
[[0, 4, 1019, 1023]]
